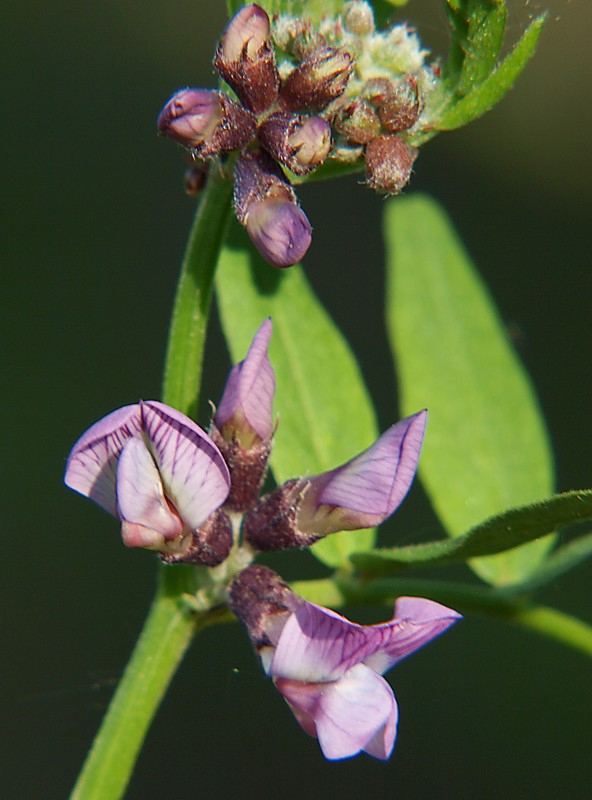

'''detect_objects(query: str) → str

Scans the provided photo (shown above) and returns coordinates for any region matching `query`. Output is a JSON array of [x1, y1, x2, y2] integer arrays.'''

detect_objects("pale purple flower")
[[214, 319, 275, 447], [297, 410, 427, 536], [229, 565, 460, 761], [64, 401, 230, 556], [243, 410, 427, 550], [267, 596, 461, 760]]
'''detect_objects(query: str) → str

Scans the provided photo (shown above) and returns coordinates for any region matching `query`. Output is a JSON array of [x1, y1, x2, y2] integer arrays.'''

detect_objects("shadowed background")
[[2, 1, 591, 798]]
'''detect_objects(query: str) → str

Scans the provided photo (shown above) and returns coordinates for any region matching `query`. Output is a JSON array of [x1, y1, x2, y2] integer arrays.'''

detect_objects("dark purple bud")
[[214, 4, 280, 114], [377, 78, 422, 133], [233, 151, 312, 267], [365, 135, 418, 195], [228, 565, 298, 652], [333, 99, 381, 146], [159, 508, 233, 567], [259, 113, 331, 175], [280, 46, 355, 111], [157, 89, 257, 156]]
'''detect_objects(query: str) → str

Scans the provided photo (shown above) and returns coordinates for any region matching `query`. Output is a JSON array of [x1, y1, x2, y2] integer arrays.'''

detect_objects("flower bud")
[[333, 99, 381, 146], [228, 565, 297, 654], [280, 46, 355, 111], [343, 1, 375, 35], [211, 319, 275, 511], [157, 89, 257, 156], [365, 135, 418, 195], [377, 78, 422, 133], [258, 113, 331, 175], [157, 89, 222, 147], [233, 151, 312, 267], [214, 4, 280, 114]]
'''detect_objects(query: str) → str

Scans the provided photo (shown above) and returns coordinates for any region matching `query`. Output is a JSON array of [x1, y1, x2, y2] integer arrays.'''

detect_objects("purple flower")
[[268, 596, 460, 760], [64, 401, 231, 559], [298, 410, 427, 536], [229, 565, 461, 761], [243, 411, 427, 550], [214, 318, 275, 447]]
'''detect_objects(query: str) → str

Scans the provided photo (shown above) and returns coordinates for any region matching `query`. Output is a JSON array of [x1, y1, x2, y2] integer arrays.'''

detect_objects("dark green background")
[[3, 1, 591, 798]]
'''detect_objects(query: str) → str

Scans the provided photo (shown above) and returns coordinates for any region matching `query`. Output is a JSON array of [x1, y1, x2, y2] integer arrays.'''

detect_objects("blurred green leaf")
[[352, 490, 592, 576], [437, 14, 545, 130], [385, 194, 554, 586], [216, 221, 378, 568]]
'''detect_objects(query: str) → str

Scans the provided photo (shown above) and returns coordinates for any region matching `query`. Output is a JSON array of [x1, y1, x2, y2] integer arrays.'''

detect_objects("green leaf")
[[384, 194, 554, 585], [444, 1, 507, 94], [352, 490, 592, 576], [216, 221, 378, 568], [437, 14, 546, 130]]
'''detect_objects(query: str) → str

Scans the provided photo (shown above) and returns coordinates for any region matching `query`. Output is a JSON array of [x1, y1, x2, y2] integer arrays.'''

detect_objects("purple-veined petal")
[[298, 410, 427, 535], [116, 437, 183, 547], [215, 319, 275, 443], [64, 404, 142, 517], [363, 596, 462, 674], [316, 665, 397, 761], [140, 401, 230, 530], [276, 664, 397, 761], [270, 601, 389, 683]]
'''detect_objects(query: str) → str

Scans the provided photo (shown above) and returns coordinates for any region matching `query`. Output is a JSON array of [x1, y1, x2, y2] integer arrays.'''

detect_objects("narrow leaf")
[[352, 490, 592, 576], [385, 194, 554, 585], [216, 221, 378, 567], [437, 14, 546, 130], [444, 1, 507, 94]]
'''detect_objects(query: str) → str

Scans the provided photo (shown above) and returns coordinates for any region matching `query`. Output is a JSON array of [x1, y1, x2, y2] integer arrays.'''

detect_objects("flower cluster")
[[64, 319, 459, 760], [158, 2, 437, 267]]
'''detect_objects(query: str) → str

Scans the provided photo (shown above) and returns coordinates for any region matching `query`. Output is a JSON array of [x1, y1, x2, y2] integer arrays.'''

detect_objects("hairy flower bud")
[[214, 4, 280, 114], [377, 78, 422, 133], [333, 99, 381, 146], [228, 565, 297, 652], [280, 46, 354, 111], [258, 113, 331, 175], [234, 151, 312, 267], [157, 89, 257, 156], [365, 135, 418, 195], [343, 1, 376, 35]]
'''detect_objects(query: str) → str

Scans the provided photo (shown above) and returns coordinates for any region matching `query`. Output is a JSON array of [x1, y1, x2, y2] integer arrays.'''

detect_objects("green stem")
[[70, 569, 200, 800], [162, 165, 234, 417], [509, 605, 592, 658], [71, 169, 234, 799]]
